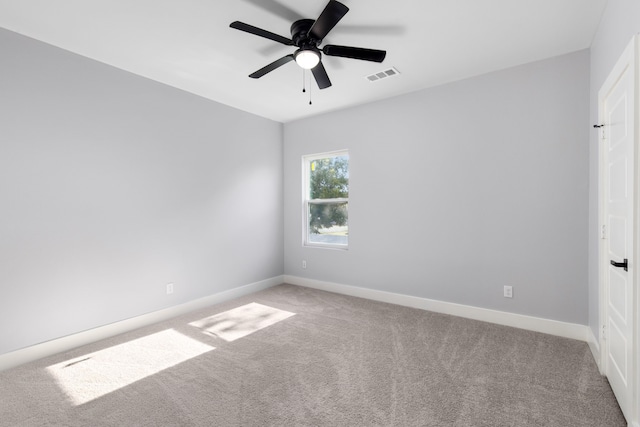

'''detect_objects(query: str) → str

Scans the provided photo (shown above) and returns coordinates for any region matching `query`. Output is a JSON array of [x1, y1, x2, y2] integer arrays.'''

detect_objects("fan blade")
[[322, 45, 386, 62], [311, 61, 332, 89], [308, 0, 349, 41], [230, 21, 294, 46], [249, 55, 295, 78]]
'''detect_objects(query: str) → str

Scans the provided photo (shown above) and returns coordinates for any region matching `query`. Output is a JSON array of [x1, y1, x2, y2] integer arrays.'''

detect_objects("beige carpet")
[[0, 284, 625, 426]]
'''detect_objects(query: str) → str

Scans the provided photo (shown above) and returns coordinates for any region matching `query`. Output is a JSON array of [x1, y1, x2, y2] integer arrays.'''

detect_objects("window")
[[303, 150, 349, 249]]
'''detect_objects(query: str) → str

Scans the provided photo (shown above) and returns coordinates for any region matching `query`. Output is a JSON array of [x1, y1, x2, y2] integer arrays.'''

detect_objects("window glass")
[[304, 151, 349, 248]]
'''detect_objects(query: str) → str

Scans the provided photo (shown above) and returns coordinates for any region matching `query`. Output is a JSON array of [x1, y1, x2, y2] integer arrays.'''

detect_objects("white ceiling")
[[0, 0, 607, 123]]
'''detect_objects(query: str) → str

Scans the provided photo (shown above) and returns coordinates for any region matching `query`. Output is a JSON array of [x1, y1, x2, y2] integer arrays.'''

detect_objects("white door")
[[599, 36, 637, 422]]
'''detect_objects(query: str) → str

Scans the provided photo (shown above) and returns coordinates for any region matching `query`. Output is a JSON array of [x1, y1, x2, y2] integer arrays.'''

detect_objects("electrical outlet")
[[302, 260, 307, 269], [504, 286, 513, 298], [166, 283, 174, 295]]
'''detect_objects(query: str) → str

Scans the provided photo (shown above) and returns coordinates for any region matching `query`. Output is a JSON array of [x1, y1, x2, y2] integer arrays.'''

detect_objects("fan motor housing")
[[291, 19, 317, 46]]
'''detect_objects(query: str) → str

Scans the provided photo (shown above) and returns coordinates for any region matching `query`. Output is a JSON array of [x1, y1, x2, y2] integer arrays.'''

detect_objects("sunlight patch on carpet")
[[189, 302, 295, 342], [47, 329, 214, 405]]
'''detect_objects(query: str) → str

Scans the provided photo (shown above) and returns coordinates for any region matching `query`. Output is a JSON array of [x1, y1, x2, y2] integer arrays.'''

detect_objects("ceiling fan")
[[230, 0, 386, 90]]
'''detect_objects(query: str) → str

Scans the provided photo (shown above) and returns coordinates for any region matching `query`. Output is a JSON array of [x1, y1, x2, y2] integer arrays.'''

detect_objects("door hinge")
[[601, 324, 607, 341], [601, 224, 606, 239]]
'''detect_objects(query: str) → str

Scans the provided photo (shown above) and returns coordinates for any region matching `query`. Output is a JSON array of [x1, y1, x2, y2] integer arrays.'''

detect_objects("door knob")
[[610, 258, 628, 271]]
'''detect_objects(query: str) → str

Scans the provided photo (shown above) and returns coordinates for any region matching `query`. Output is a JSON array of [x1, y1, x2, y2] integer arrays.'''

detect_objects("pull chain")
[[302, 69, 306, 93], [301, 69, 312, 105]]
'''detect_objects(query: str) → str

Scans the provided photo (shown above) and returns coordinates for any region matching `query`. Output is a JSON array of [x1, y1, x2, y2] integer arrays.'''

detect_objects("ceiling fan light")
[[295, 50, 320, 69]]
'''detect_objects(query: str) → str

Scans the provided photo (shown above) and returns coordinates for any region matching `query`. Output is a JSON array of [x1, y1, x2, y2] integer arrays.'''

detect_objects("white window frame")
[[302, 150, 349, 250]]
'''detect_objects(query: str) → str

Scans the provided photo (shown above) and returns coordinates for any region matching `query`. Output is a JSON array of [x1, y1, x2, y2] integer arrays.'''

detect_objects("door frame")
[[598, 34, 640, 426]]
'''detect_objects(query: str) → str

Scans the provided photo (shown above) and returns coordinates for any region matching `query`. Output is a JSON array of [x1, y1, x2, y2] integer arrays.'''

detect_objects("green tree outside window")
[[308, 154, 349, 241]]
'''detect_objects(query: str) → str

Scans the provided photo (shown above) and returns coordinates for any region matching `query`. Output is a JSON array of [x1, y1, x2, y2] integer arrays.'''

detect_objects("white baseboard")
[[284, 275, 588, 342], [1, 275, 592, 372], [586, 326, 602, 371], [0, 275, 283, 372]]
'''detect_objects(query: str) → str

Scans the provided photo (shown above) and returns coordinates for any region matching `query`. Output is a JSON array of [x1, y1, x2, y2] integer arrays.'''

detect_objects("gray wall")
[[5, 3, 629, 357], [0, 29, 284, 356], [588, 0, 640, 338], [284, 50, 590, 324]]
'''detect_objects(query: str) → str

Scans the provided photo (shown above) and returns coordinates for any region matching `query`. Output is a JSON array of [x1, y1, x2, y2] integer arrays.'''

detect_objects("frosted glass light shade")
[[295, 50, 320, 69]]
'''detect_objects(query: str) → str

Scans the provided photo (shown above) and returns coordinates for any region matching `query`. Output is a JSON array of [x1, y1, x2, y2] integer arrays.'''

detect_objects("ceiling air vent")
[[366, 67, 400, 82]]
